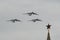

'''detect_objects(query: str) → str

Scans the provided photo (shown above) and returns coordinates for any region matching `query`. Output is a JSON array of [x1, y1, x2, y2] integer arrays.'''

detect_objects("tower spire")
[[46, 24, 51, 40], [47, 30, 51, 40]]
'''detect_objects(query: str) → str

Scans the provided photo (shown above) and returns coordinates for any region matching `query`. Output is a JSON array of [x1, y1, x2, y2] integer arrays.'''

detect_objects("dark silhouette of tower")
[[46, 24, 51, 40]]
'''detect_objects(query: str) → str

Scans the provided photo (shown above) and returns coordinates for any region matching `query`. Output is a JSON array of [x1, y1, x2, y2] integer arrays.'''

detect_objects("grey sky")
[[0, 0, 60, 40]]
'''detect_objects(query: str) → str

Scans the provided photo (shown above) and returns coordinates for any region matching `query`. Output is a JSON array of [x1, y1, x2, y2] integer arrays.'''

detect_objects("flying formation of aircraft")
[[24, 12, 38, 16], [28, 19, 42, 22], [7, 19, 21, 23], [6, 12, 43, 23]]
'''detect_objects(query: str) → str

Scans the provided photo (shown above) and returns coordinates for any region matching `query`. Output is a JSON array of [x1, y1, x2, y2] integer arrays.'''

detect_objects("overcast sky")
[[0, 0, 60, 40]]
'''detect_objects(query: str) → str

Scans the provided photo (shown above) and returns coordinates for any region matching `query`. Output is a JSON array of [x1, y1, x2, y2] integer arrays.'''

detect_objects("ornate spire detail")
[[46, 24, 51, 29], [46, 24, 51, 40]]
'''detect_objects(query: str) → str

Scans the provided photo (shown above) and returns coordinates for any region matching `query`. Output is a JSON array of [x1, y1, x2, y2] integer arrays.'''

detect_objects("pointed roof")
[[47, 31, 51, 40]]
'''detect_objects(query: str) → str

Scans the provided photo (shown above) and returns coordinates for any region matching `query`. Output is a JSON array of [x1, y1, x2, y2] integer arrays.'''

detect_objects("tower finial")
[[46, 24, 51, 29], [46, 24, 51, 40]]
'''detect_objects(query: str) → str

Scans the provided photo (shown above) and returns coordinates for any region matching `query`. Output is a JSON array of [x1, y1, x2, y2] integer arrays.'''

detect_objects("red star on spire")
[[46, 24, 51, 29]]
